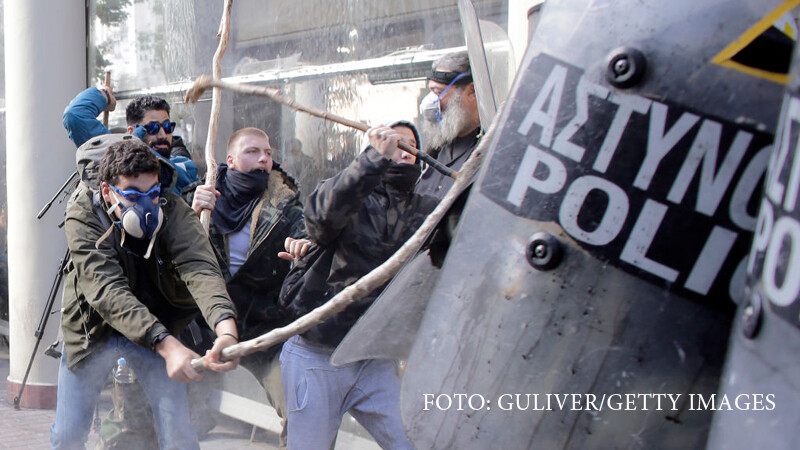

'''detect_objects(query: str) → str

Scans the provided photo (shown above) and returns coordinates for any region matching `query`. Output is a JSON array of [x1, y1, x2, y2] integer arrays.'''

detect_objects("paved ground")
[[0, 348, 279, 449]]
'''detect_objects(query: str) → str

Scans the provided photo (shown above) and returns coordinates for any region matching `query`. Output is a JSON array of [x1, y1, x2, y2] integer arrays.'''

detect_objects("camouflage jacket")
[[185, 166, 307, 342], [289, 147, 438, 347]]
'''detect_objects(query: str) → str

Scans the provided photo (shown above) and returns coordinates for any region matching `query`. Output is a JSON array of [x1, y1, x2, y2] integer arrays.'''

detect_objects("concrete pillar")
[[4, 0, 86, 408]]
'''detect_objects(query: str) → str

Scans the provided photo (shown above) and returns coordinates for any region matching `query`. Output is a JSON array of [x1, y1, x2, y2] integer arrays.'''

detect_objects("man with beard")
[[279, 121, 437, 449], [63, 87, 199, 194], [416, 51, 482, 199], [190, 127, 310, 447]]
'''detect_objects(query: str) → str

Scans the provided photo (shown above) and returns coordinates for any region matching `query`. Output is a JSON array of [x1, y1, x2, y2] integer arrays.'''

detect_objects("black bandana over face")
[[211, 164, 270, 234], [383, 162, 421, 193]]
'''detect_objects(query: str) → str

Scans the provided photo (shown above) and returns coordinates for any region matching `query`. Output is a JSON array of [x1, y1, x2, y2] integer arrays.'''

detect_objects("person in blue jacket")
[[63, 86, 198, 194]]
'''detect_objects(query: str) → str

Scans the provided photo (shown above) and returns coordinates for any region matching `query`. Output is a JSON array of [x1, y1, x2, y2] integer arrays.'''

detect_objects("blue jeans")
[[50, 334, 199, 450], [280, 335, 413, 450]]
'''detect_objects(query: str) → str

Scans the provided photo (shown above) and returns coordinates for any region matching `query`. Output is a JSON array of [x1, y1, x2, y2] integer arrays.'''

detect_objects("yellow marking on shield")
[[712, 0, 800, 84]]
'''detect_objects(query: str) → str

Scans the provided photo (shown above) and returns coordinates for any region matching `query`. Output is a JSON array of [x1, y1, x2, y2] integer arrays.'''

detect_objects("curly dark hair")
[[125, 95, 171, 125], [99, 139, 160, 185]]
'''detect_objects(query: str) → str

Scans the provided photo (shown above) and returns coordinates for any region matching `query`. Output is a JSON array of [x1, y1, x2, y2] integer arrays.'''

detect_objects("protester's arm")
[[191, 183, 220, 215], [274, 186, 310, 261], [366, 125, 404, 159], [203, 317, 240, 372], [278, 237, 312, 261], [159, 194, 238, 335], [169, 156, 201, 194], [156, 195, 239, 375], [304, 147, 391, 246], [154, 316, 238, 382], [63, 87, 114, 148], [154, 335, 203, 382]]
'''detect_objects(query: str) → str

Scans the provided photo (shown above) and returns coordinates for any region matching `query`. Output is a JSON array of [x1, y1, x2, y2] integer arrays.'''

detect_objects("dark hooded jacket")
[[415, 126, 481, 199], [284, 147, 438, 348], [169, 135, 192, 159]]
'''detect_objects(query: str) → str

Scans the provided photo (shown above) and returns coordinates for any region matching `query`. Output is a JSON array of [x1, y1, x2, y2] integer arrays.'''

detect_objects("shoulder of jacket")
[[161, 191, 192, 216], [65, 182, 99, 219], [267, 168, 300, 208]]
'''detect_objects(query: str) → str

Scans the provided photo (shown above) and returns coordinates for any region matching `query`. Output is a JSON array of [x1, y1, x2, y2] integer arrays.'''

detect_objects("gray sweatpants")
[[279, 335, 413, 450]]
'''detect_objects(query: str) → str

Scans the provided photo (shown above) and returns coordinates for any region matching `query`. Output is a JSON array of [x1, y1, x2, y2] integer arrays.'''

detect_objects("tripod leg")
[[13, 246, 70, 409]]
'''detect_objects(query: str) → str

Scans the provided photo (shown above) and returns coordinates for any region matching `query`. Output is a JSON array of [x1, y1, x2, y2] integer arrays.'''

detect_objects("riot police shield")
[[709, 5, 800, 446], [331, 250, 441, 365], [397, 0, 789, 448]]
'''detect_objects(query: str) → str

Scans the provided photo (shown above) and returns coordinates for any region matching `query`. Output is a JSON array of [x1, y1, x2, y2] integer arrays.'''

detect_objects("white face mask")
[[419, 92, 441, 123]]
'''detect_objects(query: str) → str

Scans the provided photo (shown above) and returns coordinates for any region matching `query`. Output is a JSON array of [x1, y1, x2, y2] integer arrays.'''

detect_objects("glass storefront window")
[[89, 0, 508, 197]]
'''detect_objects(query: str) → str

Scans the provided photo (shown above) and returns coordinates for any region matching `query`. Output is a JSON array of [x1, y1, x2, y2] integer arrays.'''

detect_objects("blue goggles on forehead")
[[109, 184, 161, 202], [138, 121, 176, 135], [427, 70, 472, 87]]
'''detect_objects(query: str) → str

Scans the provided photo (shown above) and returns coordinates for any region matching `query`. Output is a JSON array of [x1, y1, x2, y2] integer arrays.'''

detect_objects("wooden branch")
[[185, 75, 459, 180], [199, 0, 234, 232], [102, 71, 111, 128], [190, 115, 497, 371]]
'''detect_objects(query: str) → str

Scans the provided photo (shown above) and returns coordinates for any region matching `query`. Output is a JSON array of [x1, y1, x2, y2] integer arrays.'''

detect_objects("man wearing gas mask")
[[63, 88, 199, 194], [51, 138, 239, 449], [416, 51, 482, 199]]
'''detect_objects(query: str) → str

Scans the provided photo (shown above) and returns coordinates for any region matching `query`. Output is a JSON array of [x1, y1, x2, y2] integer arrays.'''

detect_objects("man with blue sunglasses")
[[124, 95, 180, 160], [63, 87, 199, 194], [415, 51, 482, 199]]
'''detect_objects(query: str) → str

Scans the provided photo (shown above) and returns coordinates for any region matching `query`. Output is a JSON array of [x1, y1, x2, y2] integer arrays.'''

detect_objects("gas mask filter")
[[420, 92, 442, 123], [420, 71, 472, 124], [96, 185, 164, 259]]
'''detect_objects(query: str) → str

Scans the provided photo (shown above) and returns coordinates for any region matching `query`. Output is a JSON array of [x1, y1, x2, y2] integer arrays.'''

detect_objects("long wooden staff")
[[199, 0, 234, 232], [185, 75, 459, 180], [102, 71, 111, 127], [190, 116, 493, 371]]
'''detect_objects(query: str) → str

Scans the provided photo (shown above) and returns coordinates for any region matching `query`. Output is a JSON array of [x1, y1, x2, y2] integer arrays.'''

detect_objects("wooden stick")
[[102, 71, 111, 128], [190, 114, 495, 371], [185, 75, 459, 180], [199, 0, 234, 232]]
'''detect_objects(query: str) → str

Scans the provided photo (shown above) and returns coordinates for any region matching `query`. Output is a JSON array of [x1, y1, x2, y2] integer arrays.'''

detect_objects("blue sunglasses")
[[139, 121, 176, 135], [110, 184, 161, 202]]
